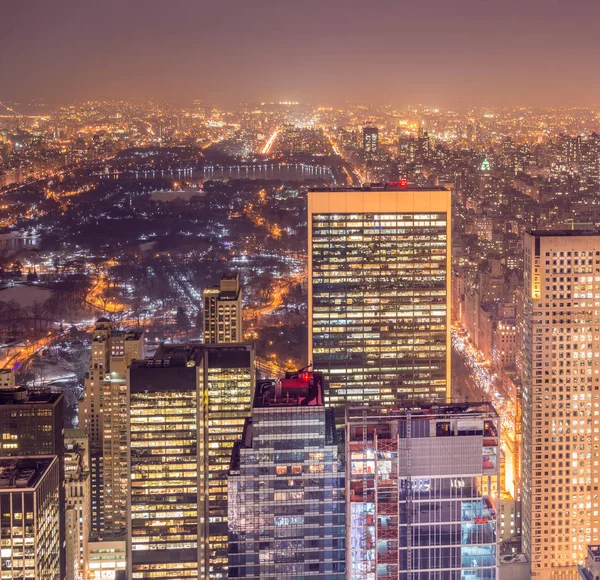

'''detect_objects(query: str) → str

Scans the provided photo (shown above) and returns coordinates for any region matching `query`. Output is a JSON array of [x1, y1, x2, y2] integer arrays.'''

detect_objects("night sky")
[[3, 0, 600, 106]]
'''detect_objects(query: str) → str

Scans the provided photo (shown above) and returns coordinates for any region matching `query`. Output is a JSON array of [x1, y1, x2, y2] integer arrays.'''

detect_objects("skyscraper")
[[0, 388, 64, 458], [362, 125, 379, 160], [0, 387, 65, 576], [127, 342, 255, 579], [398, 136, 418, 166], [203, 273, 243, 344], [64, 428, 91, 580], [308, 186, 451, 413], [128, 354, 204, 580], [0, 456, 61, 580], [228, 370, 346, 578], [346, 402, 500, 579], [417, 129, 431, 162], [522, 230, 600, 578], [79, 318, 144, 537]]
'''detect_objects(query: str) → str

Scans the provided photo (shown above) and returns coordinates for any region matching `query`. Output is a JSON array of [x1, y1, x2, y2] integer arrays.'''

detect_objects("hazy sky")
[[2, 0, 600, 107]]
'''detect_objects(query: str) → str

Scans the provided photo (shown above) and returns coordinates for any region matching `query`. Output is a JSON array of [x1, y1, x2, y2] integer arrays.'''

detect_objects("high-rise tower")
[[79, 318, 144, 537], [346, 402, 500, 579], [522, 230, 600, 578], [0, 387, 66, 576], [203, 273, 243, 344], [0, 456, 61, 580], [127, 342, 254, 579], [228, 370, 345, 578], [64, 428, 91, 580], [362, 125, 379, 160], [308, 186, 451, 413]]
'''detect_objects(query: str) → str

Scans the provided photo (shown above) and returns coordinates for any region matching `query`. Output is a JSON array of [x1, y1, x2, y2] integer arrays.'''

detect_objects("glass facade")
[[128, 362, 202, 580], [204, 355, 254, 578], [228, 375, 346, 578], [127, 344, 254, 580], [309, 189, 450, 411], [346, 404, 500, 580], [0, 456, 61, 580]]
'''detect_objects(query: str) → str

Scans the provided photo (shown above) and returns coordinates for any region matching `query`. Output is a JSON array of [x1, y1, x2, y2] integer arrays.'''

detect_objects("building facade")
[[363, 126, 379, 159], [0, 369, 15, 390], [308, 187, 451, 412], [522, 231, 600, 578], [0, 456, 61, 580], [0, 389, 64, 458], [127, 355, 203, 580], [127, 343, 255, 580], [64, 428, 91, 580], [79, 318, 144, 537], [86, 539, 127, 580], [228, 371, 346, 578], [0, 387, 65, 576], [346, 403, 500, 579], [203, 273, 243, 344]]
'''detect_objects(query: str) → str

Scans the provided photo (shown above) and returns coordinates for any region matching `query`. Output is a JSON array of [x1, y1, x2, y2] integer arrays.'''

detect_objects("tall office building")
[[64, 428, 91, 580], [346, 402, 500, 579], [522, 230, 600, 578], [0, 456, 61, 579], [79, 318, 144, 537], [203, 273, 243, 343], [398, 136, 418, 166], [308, 186, 451, 412], [0, 387, 65, 576], [362, 125, 379, 159], [228, 371, 345, 578], [127, 343, 255, 580], [0, 388, 64, 458], [417, 129, 431, 162], [128, 354, 203, 580]]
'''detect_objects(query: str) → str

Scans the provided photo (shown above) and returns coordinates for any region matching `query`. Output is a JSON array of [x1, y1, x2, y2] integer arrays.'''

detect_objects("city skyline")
[[5, 35, 600, 575]]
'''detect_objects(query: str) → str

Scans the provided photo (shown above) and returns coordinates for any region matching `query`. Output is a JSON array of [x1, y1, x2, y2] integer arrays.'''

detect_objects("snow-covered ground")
[[0, 284, 52, 307]]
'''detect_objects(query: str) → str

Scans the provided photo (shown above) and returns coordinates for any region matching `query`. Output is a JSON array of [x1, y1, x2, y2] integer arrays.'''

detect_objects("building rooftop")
[[111, 330, 144, 340], [588, 544, 600, 553], [0, 456, 57, 491], [130, 343, 254, 393], [310, 184, 447, 192], [254, 371, 324, 409], [149, 342, 252, 367], [143, 344, 205, 367], [203, 272, 242, 300], [64, 428, 87, 439], [346, 401, 499, 423], [0, 388, 63, 407], [527, 229, 600, 237], [230, 371, 336, 475]]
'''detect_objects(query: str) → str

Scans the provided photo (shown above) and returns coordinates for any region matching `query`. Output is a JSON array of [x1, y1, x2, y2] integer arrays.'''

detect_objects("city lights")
[[3, 89, 600, 580]]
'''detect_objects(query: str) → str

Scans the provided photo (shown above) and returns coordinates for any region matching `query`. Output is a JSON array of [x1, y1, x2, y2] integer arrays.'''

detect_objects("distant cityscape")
[[4, 99, 600, 579]]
